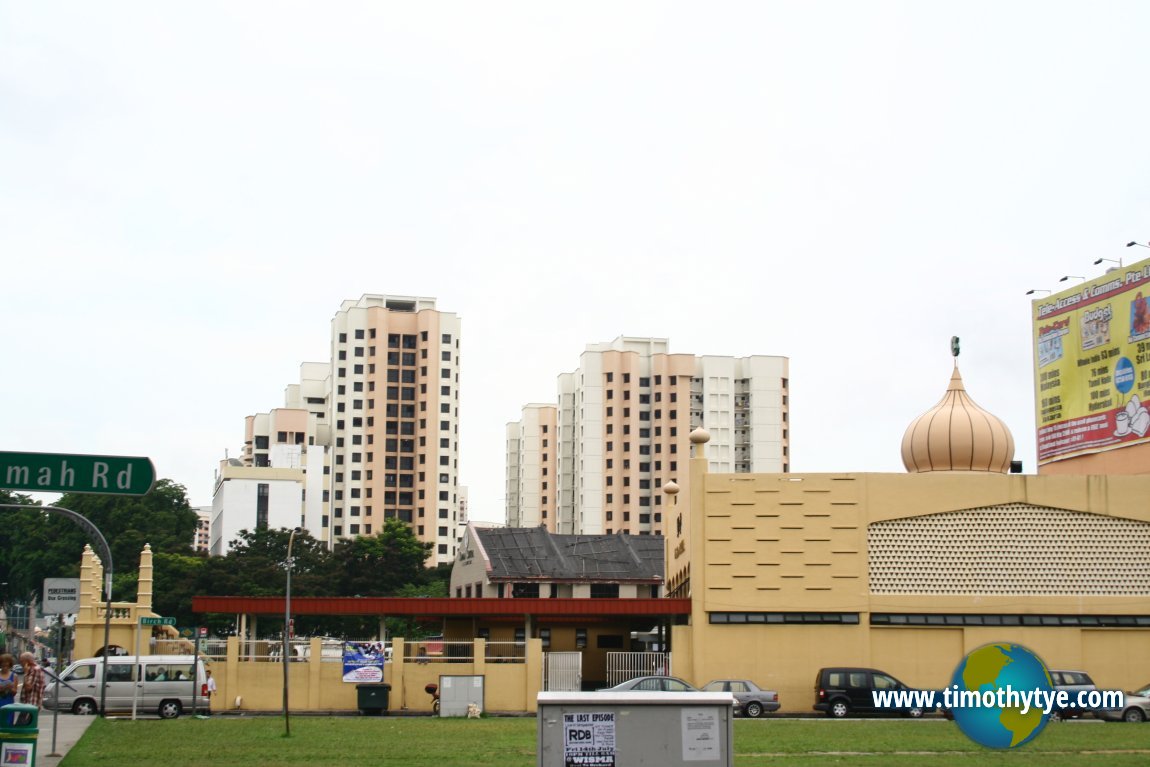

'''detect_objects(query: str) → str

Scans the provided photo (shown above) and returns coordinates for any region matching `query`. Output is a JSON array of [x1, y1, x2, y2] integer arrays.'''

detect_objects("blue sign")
[[1114, 357, 1135, 394]]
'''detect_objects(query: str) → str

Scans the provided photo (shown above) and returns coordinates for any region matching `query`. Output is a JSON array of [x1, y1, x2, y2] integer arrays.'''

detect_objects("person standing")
[[0, 654, 17, 723], [205, 669, 217, 714], [18, 653, 45, 707]]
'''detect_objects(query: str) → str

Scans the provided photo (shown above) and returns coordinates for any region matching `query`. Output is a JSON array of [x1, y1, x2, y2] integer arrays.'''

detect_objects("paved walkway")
[[36, 712, 97, 767]]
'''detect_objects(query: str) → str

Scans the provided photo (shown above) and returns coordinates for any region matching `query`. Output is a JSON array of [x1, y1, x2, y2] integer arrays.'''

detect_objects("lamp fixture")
[[1128, 241, 1150, 250], [1094, 258, 1123, 267], [1059, 275, 1085, 283], [1025, 289, 1051, 296]]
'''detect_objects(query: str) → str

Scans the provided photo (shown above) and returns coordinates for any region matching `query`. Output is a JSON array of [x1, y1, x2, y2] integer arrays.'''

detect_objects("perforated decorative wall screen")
[[868, 504, 1150, 595]]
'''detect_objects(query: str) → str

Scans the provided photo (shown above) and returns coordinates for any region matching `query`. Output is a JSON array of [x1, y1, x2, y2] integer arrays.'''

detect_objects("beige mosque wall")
[[672, 410, 1150, 713]]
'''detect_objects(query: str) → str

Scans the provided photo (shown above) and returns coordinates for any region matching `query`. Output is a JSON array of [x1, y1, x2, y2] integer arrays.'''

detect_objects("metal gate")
[[606, 652, 672, 687], [543, 652, 583, 691]]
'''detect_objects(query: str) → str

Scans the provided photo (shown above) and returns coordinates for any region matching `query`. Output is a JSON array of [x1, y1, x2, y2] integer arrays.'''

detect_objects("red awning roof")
[[192, 596, 691, 618]]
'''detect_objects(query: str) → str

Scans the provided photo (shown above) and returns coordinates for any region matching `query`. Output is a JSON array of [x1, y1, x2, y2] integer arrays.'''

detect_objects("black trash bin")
[[356, 683, 391, 716]]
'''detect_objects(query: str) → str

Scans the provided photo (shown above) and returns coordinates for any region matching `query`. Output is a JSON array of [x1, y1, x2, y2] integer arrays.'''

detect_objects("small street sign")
[[43, 578, 81, 614], [140, 617, 177, 626], [0, 451, 156, 496]]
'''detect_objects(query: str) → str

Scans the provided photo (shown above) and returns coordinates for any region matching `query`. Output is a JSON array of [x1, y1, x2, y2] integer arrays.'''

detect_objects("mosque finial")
[[950, 335, 961, 359]]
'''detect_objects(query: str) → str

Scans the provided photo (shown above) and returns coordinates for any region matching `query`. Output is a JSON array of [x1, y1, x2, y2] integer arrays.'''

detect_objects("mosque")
[[665, 357, 1150, 710]]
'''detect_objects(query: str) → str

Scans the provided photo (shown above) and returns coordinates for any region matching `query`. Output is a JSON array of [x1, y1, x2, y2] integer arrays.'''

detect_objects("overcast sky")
[[3, 3, 1149, 523]]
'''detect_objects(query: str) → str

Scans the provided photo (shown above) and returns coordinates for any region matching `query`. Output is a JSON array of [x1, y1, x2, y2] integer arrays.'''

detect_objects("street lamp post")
[[283, 527, 301, 737]]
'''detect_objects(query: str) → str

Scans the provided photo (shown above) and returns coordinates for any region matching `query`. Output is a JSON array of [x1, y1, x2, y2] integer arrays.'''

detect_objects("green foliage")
[[329, 518, 434, 597], [0, 480, 197, 606]]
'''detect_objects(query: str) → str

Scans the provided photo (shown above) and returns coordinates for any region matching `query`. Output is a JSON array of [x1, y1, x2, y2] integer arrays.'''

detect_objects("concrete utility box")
[[538, 691, 734, 767], [439, 675, 484, 717]]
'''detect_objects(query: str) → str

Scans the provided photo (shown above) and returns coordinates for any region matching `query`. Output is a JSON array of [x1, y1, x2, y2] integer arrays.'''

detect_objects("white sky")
[[3, 3, 1149, 522]]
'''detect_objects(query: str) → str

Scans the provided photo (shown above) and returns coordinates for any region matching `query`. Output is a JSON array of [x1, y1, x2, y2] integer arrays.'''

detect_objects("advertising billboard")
[[1033, 256, 1150, 464]]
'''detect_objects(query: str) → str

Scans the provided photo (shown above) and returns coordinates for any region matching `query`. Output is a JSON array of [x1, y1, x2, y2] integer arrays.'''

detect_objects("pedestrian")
[[0, 654, 17, 723], [16, 653, 45, 725], [205, 669, 217, 715]]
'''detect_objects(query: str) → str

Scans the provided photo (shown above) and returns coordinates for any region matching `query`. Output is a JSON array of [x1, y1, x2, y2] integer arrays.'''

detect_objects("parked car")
[[43, 655, 209, 719], [1049, 669, 1098, 720], [1095, 682, 1150, 723], [702, 679, 779, 718], [813, 667, 934, 718], [599, 676, 699, 692]]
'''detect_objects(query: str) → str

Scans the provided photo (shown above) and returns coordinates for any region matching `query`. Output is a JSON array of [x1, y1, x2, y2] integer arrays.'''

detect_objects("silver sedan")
[[703, 679, 780, 718]]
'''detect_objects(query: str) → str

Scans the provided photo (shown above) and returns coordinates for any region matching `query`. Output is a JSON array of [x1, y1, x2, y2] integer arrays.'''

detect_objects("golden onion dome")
[[901, 364, 1015, 473]]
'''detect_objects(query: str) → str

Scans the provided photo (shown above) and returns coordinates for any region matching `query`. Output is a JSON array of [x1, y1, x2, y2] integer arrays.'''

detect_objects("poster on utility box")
[[1032, 255, 1150, 463], [563, 711, 616, 767]]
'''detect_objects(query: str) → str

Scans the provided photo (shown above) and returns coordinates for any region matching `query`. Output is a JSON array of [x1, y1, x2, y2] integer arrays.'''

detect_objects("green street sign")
[[140, 617, 177, 626], [0, 451, 156, 496]]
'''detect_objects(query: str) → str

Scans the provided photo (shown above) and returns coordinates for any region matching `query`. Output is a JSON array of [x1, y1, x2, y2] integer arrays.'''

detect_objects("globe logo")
[[950, 643, 1053, 749]]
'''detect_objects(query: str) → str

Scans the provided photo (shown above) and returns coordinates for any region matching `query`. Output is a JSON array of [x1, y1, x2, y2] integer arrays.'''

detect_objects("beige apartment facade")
[[505, 404, 558, 530], [326, 295, 462, 564], [509, 336, 788, 537]]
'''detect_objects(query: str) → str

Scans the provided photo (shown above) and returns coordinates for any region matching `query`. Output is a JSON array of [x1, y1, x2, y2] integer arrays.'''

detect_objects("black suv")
[[1049, 669, 1098, 720], [814, 667, 934, 718]]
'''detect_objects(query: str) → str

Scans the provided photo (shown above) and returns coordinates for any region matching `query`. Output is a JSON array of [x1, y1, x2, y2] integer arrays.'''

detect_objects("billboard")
[[1033, 256, 1150, 463]]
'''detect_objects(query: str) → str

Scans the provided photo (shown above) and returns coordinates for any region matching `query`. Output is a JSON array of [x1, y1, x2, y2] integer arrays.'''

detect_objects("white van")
[[44, 655, 209, 719]]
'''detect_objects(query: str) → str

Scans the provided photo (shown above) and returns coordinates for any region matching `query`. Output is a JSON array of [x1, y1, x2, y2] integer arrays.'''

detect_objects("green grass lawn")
[[60, 716, 1150, 767]]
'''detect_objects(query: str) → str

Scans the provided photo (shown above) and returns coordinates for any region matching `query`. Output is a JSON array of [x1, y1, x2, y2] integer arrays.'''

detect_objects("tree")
[[329, 518, 433, 597], [0, 480, 198, 606]]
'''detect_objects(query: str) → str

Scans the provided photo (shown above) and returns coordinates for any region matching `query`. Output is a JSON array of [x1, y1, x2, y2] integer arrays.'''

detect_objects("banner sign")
[[1032, 256, 1150, 463], [342, 641, 390, 683]]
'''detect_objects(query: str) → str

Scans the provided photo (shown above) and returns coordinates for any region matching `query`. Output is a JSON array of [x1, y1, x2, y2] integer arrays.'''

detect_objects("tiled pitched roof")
[[475, 527, 664, 581]]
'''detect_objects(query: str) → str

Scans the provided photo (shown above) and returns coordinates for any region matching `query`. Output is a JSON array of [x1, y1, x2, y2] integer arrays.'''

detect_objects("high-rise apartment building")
[[505, 404, 558, 530], [327, 295, 463, 565], [507, 336, 788, 536], [216, 294, 463, 565]]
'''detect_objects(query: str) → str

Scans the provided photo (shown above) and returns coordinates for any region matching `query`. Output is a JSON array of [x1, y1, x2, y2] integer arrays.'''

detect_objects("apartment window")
[[442, 333, 452, 343], [256, 483, 269, 530], [623, 373, 630, 383], [441, 368, 450, 378]]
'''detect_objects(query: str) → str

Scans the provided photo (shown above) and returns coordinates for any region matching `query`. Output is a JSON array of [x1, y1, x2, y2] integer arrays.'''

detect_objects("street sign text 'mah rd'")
[[0, 451, 156, 496]]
